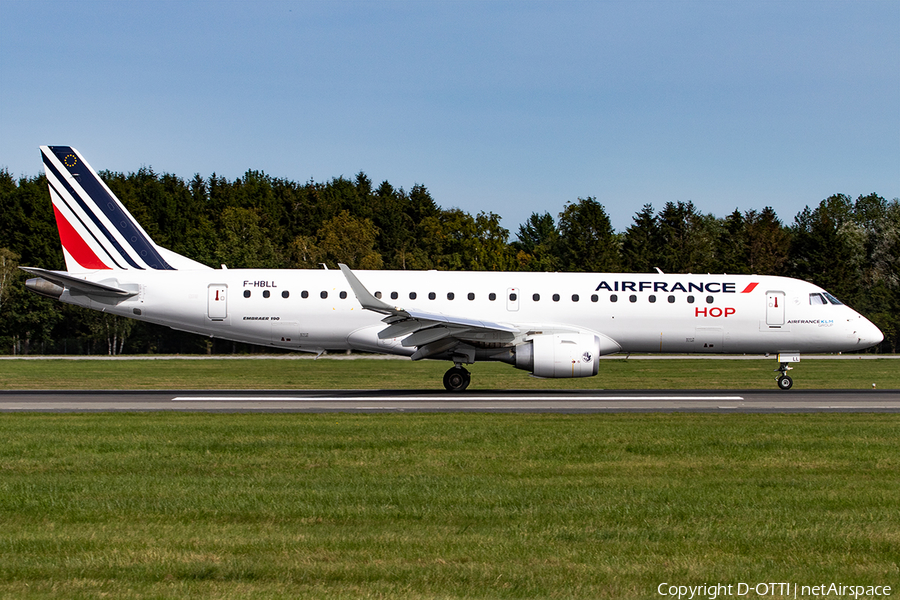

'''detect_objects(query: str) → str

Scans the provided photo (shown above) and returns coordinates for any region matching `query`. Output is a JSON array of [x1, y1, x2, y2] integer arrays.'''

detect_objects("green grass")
[[0, 413, 898, 599], [0, 356, 897, 390]]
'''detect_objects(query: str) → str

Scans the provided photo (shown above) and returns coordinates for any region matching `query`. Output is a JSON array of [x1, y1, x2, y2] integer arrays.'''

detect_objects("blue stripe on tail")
[[46, 146, 175, 270]]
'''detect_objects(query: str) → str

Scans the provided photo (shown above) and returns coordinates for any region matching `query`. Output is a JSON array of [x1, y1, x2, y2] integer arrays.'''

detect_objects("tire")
[[443, 367, 470, 392], [777, 375, 793, 390]]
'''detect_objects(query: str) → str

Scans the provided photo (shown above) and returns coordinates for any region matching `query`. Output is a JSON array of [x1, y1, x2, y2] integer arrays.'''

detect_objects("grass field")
[[1, 359, 897, 598], [1, 413, 898, 599], [0, 355, 897, 390]]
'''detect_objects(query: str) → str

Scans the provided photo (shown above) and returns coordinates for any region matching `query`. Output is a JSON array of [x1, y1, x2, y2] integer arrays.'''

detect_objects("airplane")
[[22, 146, 884, 391]]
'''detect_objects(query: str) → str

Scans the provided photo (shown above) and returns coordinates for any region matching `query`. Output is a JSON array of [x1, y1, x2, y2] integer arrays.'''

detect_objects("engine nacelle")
[[515, 333, 602, 378]]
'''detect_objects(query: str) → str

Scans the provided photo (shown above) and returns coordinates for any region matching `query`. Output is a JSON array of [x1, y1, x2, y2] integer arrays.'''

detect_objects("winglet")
[[338, 264, 405, 316]]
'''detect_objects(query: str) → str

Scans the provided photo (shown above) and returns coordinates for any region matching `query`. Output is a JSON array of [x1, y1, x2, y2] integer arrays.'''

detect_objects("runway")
[[1, 389, 899, 412]]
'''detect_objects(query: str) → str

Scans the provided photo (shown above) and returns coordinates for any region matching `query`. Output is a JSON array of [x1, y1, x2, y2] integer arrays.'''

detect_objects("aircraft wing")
[[339, 264, 519, 360]]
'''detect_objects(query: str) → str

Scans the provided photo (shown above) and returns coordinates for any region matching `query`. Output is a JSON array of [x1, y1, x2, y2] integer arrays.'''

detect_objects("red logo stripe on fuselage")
[[740, 282, 759, 293]]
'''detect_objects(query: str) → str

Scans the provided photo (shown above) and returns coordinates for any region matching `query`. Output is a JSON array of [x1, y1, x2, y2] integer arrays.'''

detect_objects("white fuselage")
[[63, 269, 883, 357]]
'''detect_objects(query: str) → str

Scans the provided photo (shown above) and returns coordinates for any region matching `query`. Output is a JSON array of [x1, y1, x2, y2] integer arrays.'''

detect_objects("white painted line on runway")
[[172, 395, 746, 402], [173, 397, 316, 402], [816, 406, 890, 409]]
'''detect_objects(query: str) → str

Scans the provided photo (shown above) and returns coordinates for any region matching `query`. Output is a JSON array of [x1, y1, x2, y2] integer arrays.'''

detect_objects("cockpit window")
[[823, 292, 843, 305], [810, 292, 844, 306]]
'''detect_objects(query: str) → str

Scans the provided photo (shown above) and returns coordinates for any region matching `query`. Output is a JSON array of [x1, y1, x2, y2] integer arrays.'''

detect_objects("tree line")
[[1, 167, 897, 354]]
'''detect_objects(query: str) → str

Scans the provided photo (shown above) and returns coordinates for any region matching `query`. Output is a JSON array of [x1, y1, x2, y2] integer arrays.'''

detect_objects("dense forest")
[[1, 167, 897, 354]]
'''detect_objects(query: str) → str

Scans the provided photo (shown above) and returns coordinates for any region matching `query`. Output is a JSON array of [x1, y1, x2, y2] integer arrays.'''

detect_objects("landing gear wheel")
[[443, 367, 471, 392], [774, 357, 797, 390]]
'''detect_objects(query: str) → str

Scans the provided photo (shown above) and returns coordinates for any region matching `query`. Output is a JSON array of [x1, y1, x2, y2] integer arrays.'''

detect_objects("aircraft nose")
[[854, 316, 884, 348]]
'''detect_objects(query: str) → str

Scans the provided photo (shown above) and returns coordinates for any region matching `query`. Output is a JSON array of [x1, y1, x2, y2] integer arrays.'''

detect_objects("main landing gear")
[[443, 365, 471, 392]]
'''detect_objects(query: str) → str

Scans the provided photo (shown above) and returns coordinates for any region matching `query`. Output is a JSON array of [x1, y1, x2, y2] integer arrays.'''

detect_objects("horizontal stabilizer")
[[19, 267, 137, 297]]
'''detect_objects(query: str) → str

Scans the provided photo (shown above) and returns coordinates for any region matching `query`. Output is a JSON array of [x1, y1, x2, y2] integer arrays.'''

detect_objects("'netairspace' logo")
[[657, 582, 892, 599]]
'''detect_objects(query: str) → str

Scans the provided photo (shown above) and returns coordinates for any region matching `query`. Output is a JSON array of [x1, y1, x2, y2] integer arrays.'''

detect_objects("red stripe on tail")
[[53, 205, 111, 270]]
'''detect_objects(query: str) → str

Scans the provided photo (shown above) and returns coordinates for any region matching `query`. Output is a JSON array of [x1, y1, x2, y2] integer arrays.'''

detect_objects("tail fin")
[[40, 146, 208, 272]]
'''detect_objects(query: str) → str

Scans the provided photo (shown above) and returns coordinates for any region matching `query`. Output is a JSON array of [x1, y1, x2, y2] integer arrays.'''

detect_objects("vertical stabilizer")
[[40, 146, 208, 272]]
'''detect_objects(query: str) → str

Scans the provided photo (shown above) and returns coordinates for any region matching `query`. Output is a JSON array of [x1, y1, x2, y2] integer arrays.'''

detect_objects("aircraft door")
[[208, 284, 228, 320], [766, 291, 785, 326], [506, 287, 519, 311]]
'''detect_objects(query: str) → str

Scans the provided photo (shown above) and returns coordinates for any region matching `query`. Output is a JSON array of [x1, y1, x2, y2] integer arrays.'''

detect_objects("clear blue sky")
[[2, 0, 897, 233]]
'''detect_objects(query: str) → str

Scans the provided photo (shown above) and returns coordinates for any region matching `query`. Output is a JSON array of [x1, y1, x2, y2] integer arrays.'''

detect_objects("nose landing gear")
[[443, 365, 471, 392], [776, 370, 793, 390], [774, 353, 800, 390]]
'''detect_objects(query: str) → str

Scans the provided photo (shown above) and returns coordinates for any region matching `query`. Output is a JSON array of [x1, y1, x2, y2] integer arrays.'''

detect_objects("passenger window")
[[340, 291, 347, 299], [374, 291, 382, 299], [263, 290, 270, 298], [391, 291, 398, 300], [687, 295, 695, 304], [610, 294, 618, 303], [552, 294, 560, 302], [409, 292, 417, 300], [320, 291, 328, 299], [468, 293, 475, 301], [629, 295, 637, 303], [706, 295, 714, 304], [428, 292, 436, 300], [243, 290, 251, 298], [282, 291, 289, 298], [489, 293, 496, 301], [447, 292, 455, 300], [571, 294, 579, 302], [667, 295, 675, 303], [509, 293, 517, 301], [591, 294, 598, 302], [301, 290, 309, 299], [533, 293, 540, 301], [648, 295, 656, 303], [809, 293, 827, 305]]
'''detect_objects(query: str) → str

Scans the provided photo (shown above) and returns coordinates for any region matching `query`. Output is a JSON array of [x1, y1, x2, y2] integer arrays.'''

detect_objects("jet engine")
[[514, 333, 605, 378]]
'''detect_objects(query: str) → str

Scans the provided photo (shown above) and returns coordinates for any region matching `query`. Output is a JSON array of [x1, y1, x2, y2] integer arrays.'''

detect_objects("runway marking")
[[4, 393, 900, 413], [172, 395, 746, 402], [816, 406, 889, 409]]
